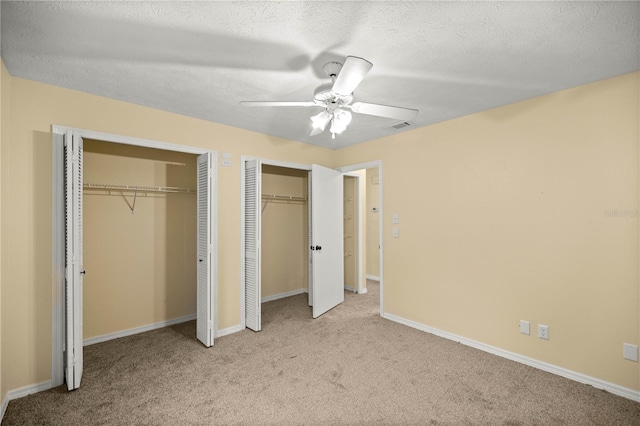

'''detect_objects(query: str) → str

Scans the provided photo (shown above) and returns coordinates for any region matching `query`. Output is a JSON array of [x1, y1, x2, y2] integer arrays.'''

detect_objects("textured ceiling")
[[1, 1, 639, 149]]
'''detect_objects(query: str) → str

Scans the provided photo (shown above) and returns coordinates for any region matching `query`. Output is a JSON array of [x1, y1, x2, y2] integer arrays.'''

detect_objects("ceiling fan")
[[240, 56, 418, 139]]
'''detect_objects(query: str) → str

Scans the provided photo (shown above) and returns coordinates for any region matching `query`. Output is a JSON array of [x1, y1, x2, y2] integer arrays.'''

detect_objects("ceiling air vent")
[[387, 121, 412, 130]]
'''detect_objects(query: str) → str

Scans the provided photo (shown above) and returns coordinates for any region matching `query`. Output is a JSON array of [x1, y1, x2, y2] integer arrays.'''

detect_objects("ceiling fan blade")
[[240, 101, 317, 107], [350, 102, 418, 121], [331, 56, 373, 96]]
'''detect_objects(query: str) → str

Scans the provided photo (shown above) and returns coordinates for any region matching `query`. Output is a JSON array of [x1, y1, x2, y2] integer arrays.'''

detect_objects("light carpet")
[[4, 281, 640, 425]]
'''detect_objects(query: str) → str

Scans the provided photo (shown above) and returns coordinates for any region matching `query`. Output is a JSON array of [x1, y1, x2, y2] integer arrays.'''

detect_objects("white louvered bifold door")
[[64, 130, 83, 390], [244, 159, 261, 331], [196, 152, 214, 347], [311, 164, 344, 318]]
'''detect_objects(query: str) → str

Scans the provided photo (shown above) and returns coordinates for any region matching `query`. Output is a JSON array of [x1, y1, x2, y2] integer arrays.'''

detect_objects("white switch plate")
[[519, 320, 530, 335], [392, 213, 399, 224], [623, 343, 638, 362], [392, 227, 399, 238], [538, 324, 549, 340], [222, 159, 232, 167]]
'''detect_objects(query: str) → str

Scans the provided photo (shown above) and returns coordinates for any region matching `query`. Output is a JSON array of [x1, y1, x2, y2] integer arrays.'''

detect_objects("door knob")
[[310, 246, 315, 251], [315, 245, 322, 251]]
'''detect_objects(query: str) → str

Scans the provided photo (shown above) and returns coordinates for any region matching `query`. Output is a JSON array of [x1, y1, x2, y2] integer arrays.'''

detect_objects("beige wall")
[[83, 140, 197, 340], [366, 167, 380, 278], [0, 75, 333, 393], [336, 72, 640, 391], [261, 165, 309, 298], [0, 59, 9, 405], [1, 67, 638, 397]]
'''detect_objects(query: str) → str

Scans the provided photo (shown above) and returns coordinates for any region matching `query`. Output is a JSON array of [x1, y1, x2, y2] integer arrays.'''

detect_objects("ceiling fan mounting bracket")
[[323, 61, 343, 78]]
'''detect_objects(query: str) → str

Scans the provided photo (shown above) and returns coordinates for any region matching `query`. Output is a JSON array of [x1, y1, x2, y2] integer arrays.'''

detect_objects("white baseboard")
[[83, 314, 197, 346], [215, 324, 244, 338], [358, 288, 368, 294], [382, 312, 640, 403], [2, 380, 52, 422], [1, 394, 8, 424], [366, 275, 380, 281], [344, 285, 357, 292], [261, 288, 306, 303]]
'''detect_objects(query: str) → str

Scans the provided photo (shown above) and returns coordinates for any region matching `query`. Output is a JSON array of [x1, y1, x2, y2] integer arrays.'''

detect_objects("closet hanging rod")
[[83, 183, 196, 194], [261, 194, 307, 202]]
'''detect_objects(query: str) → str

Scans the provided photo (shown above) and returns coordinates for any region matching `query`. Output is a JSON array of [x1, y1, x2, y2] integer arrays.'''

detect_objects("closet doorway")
[[241, 158, 344, 331], [51, 126, 217, 391], [342, 172, 364, 294], [338, 161, 384, 314]]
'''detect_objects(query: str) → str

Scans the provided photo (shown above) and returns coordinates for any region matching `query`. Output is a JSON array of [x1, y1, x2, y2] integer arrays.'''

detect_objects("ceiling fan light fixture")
[[330, 109, 352, 134], [310, 110, 331, 136]]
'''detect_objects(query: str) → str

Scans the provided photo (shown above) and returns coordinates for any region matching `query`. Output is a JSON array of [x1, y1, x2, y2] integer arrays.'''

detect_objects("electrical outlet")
[[392, 213, 399, 224], [519, 320, 530, 335], [623, 343, 638, 362], [392, 227, 399, 238], [538, 324, 549, 340]]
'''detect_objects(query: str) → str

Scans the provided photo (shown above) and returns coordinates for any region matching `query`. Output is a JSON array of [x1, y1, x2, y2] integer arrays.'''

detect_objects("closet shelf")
[[83, 183, 196, 194], [261, 194, 307, 202]]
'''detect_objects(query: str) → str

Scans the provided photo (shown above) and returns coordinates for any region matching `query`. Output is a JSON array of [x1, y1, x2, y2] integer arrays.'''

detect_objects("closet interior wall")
[[83, 139, 197, 341], [260, 165, 309, 301]]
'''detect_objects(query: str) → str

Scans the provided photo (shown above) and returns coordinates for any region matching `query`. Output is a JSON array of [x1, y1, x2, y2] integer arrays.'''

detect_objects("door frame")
[[337, 161, 384, 315], [51, 125, 218, 387], [239, 157, 311, 329]]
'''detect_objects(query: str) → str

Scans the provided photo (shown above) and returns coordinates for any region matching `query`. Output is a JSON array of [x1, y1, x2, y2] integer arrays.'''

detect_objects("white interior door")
[[308, 173, 313, 307], [64, 130, 83, 390], [244, 159, 262, 331], [196, 152, 215, 347], [311, 164, 344, 318]]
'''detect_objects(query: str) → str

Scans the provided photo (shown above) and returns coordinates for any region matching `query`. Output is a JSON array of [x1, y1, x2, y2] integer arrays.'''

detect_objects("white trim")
[[83, 314, 197, 346], [211, 151, 219, 345], [215, 324, 245, 338], [261, 288, 307, 303], [344, 285, 357, 293], [1, 395, 8, 423], [382, 312, 640, 403], [52, 125, 218, 386], [366, 275, 380, 281], [337, 160, 382, 173], [260, 158, 311, 171], [6, 381, 53, 403], [52, 125, 207, 155], [358, 288, 368, 295]]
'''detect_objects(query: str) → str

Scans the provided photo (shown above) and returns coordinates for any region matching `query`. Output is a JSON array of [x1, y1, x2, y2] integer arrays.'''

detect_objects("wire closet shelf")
[[83, 183, 196, 194]]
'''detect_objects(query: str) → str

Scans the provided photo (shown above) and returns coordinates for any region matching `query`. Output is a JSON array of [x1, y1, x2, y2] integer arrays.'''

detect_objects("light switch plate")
[[623, 343, 638, 362], [222, 159, 232, 167], [392, 213, 399, 224], [519, 320, 530, 335]]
